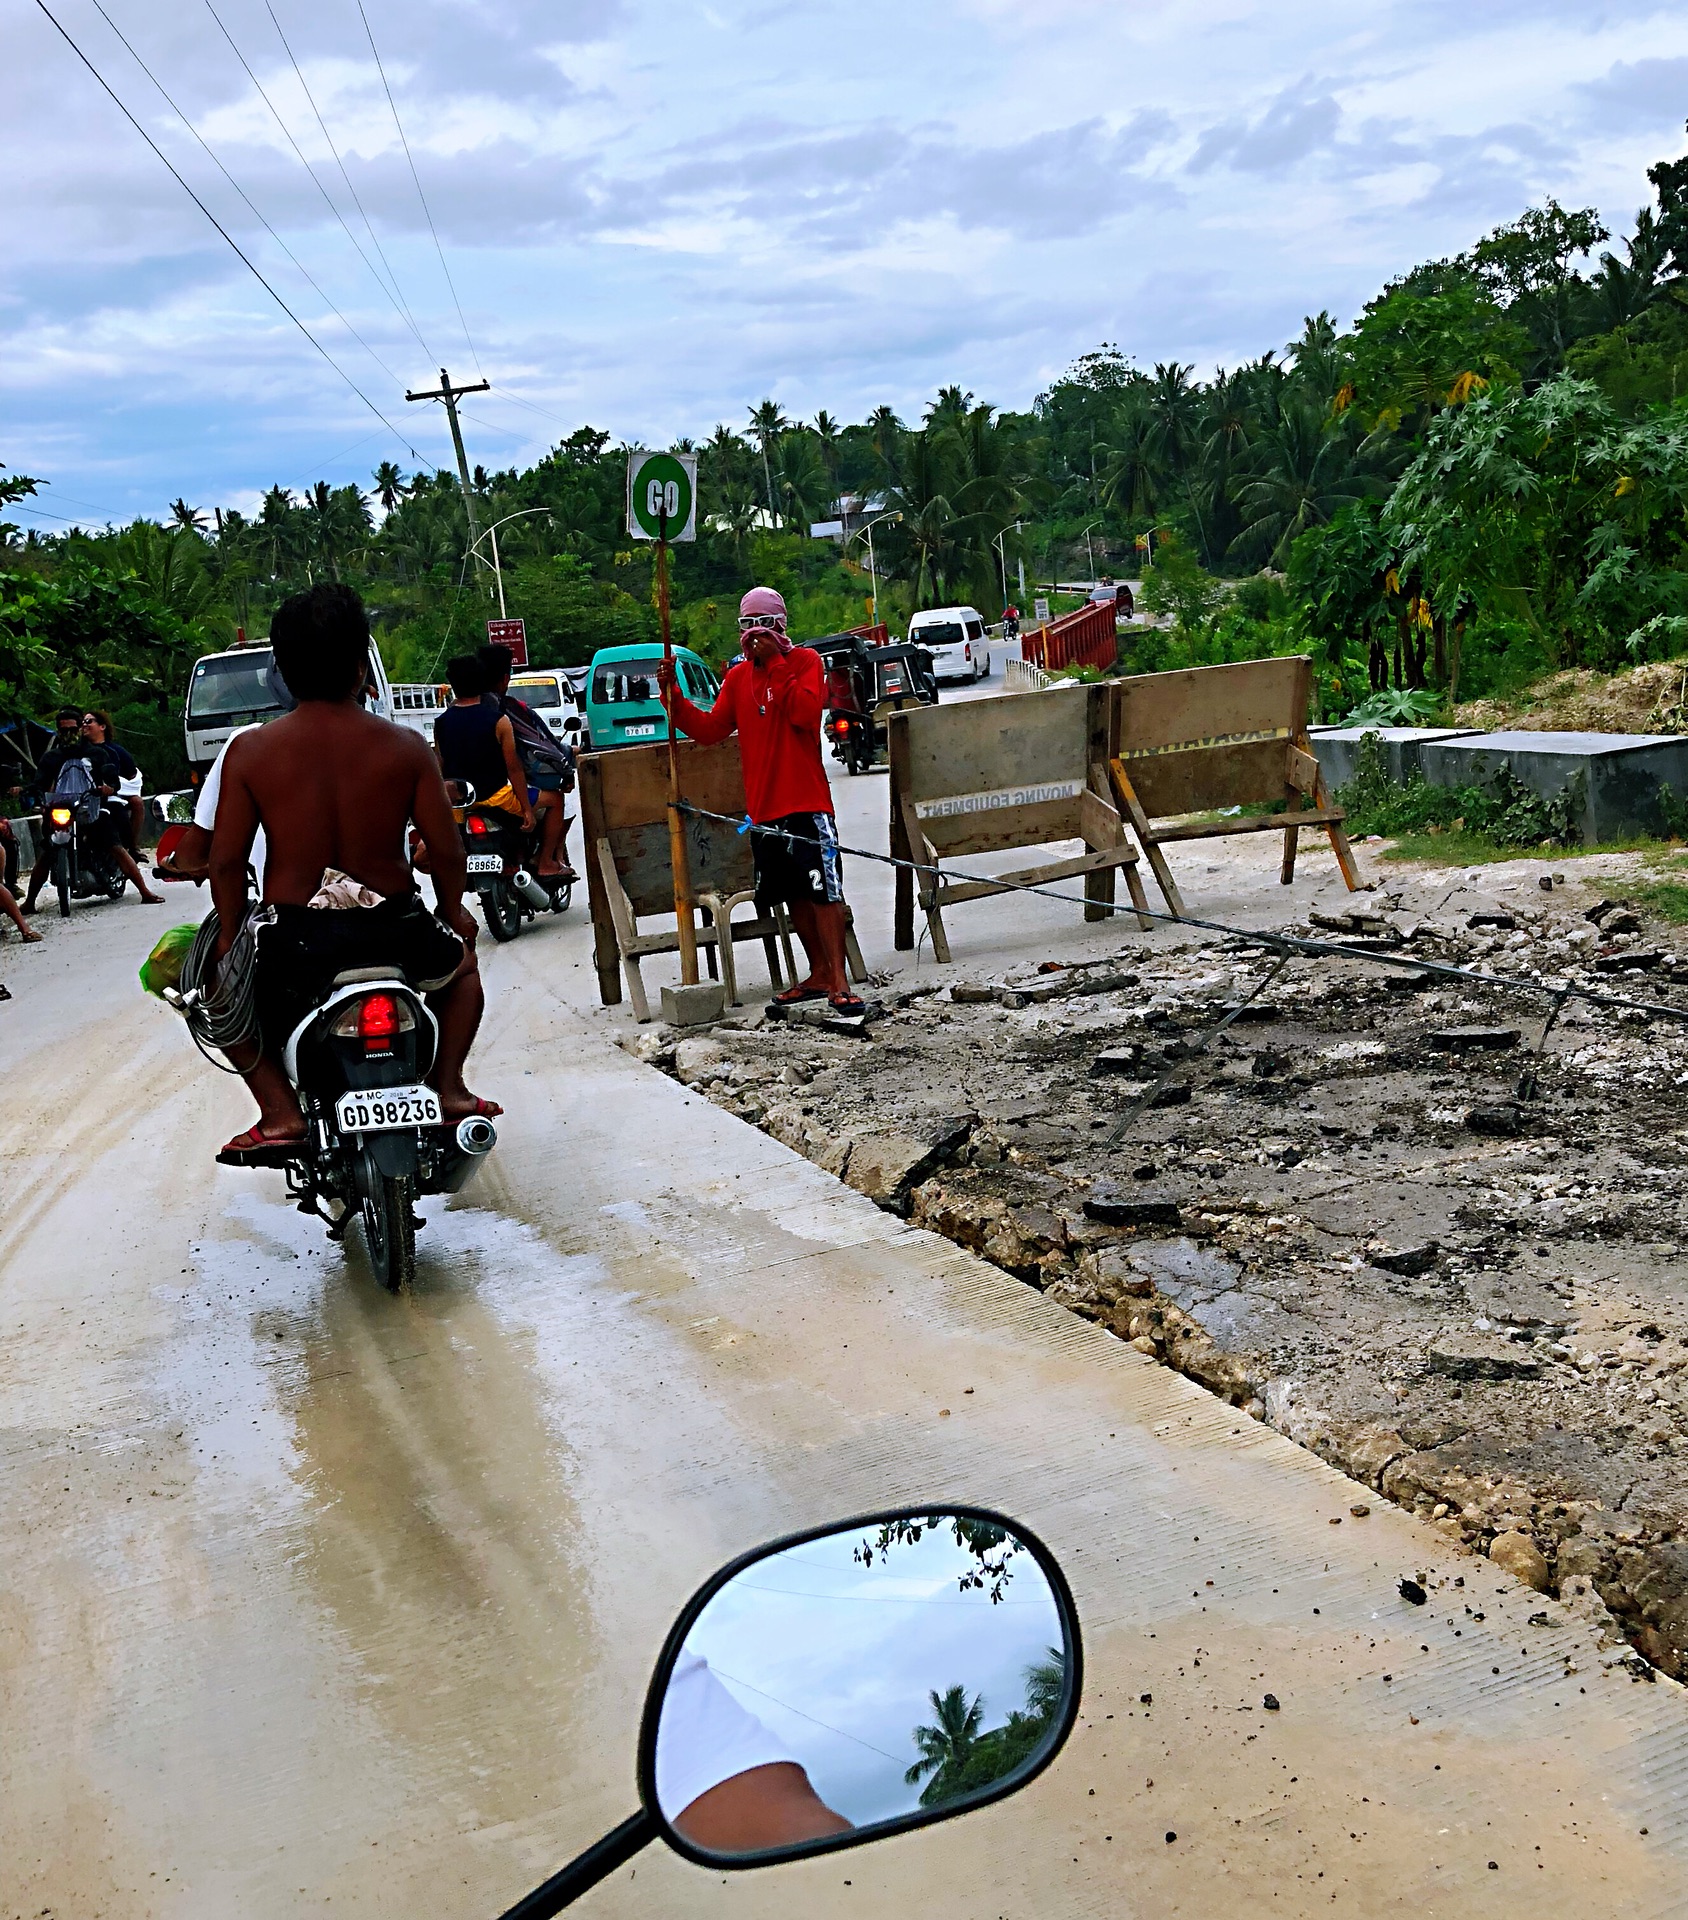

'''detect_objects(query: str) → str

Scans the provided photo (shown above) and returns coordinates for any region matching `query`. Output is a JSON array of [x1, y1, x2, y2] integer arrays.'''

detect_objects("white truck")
[[183, 638, 395, 785]]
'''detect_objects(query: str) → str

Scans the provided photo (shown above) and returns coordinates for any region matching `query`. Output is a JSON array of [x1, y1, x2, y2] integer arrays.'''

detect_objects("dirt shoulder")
[[631, 852, 1688, 1680]]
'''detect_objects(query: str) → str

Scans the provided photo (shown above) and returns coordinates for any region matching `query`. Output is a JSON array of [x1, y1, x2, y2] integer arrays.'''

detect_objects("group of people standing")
[[1, 704, 166, 941]]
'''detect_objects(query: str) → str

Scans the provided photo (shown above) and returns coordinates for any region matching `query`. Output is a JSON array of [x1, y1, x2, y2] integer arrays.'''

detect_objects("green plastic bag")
[[139, 923, 201, 999]]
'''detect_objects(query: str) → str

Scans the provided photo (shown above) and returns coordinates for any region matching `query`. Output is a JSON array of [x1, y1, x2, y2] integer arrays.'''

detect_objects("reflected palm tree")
[[905, 1685, 983, 1791]]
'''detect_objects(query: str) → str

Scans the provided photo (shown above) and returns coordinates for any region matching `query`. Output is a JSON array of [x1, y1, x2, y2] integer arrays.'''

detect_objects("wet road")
[[5, 744, 1688, 1917]]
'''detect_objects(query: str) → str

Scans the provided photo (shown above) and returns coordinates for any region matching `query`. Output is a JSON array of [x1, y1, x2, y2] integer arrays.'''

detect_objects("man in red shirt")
[[658, 586, 862, 1015]]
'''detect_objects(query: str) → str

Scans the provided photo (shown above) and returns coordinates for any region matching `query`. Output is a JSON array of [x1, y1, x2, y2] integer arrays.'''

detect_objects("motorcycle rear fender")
[[282, 977, 438, 1086], [363, 1130, 421, 1179]]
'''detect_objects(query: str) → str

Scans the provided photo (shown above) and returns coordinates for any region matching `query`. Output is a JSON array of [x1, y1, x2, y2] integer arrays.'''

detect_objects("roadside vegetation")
[[8, 128, 1688, 796]]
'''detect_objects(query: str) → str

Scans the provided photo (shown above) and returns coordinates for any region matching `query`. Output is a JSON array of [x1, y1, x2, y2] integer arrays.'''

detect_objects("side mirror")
[[498, 1506, 1080, 1915]]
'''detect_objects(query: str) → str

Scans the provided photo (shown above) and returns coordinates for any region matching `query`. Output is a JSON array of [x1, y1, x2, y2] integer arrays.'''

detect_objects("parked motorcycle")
[[460, 803, 572, 942], [494, 1503, 1080, 1916], [177, 925, 496, 1291], [42, 760, 130, 917]]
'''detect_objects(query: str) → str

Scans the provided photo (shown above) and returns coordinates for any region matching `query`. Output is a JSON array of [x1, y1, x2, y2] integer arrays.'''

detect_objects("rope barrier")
[[673, 800, 1688, 1027]]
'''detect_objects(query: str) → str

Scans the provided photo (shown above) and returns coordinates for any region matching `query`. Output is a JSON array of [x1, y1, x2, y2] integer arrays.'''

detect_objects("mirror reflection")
[[652, 1512, 1069, 1859]]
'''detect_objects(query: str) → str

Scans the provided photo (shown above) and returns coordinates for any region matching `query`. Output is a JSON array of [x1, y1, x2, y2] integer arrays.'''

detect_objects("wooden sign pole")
[[657, 507, 699, 984]]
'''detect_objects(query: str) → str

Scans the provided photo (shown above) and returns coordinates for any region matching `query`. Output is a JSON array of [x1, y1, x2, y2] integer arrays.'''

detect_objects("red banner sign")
[[486, 616, 528, 668]]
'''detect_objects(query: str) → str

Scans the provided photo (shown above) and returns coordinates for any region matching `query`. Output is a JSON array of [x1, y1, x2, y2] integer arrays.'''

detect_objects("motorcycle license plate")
[[335, 1086, 442, 1133], [465, 853, 503, 874], [623, 722, 658, 738]]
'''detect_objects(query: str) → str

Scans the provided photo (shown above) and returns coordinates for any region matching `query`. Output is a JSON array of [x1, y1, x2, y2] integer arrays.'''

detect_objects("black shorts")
[[752, 811, 844, 910], [255, 895, 465, 1054]]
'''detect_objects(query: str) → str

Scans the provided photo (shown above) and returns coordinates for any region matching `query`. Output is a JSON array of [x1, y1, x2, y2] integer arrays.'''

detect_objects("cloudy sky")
[[5, 0, 1687, 527]]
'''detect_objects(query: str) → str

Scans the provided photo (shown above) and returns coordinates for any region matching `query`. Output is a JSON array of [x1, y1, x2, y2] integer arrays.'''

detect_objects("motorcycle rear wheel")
[[361, 1168, 417, 1292], [106, 867, 127, 900], [482, 879, 522, 942]]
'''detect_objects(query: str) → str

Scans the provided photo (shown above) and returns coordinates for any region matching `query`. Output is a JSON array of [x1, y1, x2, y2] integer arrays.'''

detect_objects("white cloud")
[[3, 0, 1686, 520]]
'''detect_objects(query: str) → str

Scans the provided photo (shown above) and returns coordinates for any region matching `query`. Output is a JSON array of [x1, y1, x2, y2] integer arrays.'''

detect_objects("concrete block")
[[1418, 731, 1688, 844], [1308, 727, 1485, 793], [661, 982, 727, 1027]]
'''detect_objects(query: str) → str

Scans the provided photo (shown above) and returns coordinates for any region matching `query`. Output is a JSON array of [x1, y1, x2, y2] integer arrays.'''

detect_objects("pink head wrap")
[[739, 585, 792, 657]]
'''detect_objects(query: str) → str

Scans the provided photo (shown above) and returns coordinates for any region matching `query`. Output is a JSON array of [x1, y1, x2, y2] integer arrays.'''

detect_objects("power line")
[[84, 0, 406, 391], [32, 0, 422, 460], [200, 0, 431, 361], [261, 0, 431, 362], [357, 0, 481, 377]]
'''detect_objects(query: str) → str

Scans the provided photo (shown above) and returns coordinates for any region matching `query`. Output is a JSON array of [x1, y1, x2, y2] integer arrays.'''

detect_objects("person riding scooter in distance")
[[14, 705, 164, 910], [208, 583, 500, 1162], [478, 641, 577, 884], [434, 654, 533, 825], [658, 586, 864, 1018]]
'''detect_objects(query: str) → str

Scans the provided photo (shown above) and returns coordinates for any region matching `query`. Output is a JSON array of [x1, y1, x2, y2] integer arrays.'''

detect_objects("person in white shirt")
[[655, 1651, 851, 1852]]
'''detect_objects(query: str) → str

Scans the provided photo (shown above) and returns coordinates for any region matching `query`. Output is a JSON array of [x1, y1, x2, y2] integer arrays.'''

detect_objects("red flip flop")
[[216, 1124, 306, 1167], [772, 984, 828, 1006]]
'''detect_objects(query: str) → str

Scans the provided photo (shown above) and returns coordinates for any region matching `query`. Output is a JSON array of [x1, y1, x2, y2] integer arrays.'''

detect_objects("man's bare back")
[[221, 702, 442, 905]]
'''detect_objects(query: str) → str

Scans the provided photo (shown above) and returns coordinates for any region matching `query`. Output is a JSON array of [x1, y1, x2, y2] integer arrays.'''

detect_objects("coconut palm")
[[1232, 402, 1394, 568], [168, 498, 207, 535], [813, 410, 842, 496], [905, 1685, 984, 1789], [372, 460, 406, 513], [868, 405, 904, 484], [747, 400, 790, 517]]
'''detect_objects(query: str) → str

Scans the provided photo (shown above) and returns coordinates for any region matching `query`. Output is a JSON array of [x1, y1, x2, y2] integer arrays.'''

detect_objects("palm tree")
[[1022, 1650, 1064, 1726], [813, 410, 842, 499], [747, 400, 790, 518], [868, 405, 904, 484], [372, 460, 406, 513], [169, 497, 207, 535], [925, 384, 975, 431], [775, 432, 827, 535], [1098, 405, 1158, 520], [905, 1685, 983, 1790], [1232, 402, 1394, 568]]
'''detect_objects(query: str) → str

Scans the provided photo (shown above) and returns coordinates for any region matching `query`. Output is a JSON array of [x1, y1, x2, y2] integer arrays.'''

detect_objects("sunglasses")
[[738, 614, 787, 632]]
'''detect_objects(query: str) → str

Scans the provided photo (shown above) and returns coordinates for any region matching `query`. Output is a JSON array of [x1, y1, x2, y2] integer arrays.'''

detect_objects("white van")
[[183, 638, 395, 784], [509, 669, 588, 754], [907, 605, 990, 684]]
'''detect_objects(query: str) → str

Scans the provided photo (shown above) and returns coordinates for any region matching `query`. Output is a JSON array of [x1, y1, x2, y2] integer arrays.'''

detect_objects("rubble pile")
[[630, 863, 1688, 1677]]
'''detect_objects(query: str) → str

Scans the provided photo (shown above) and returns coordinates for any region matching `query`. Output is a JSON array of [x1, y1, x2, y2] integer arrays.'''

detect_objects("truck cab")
[[184, 638, 394, 784]]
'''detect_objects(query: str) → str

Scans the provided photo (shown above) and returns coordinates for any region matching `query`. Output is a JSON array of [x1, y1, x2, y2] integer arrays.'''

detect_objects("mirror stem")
[[494, 1810, 657, 1919]]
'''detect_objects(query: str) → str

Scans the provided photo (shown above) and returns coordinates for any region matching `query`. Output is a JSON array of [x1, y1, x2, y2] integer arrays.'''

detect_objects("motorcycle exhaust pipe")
[[512, 868, 552, 909], [456, 1114, 497, 1155]]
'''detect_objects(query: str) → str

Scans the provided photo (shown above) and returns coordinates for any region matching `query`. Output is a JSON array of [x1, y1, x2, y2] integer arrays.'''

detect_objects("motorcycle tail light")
[[829, 718, 850, 736], [330, 991, 416, 1054], [49, 806, 72, 826], [466, 814, 489, 836]]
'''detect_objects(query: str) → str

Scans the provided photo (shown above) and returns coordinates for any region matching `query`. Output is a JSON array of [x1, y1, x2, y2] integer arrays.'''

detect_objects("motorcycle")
[[180, 931, 497, 1291], [42, 760, 130, 917], [494, 1503, 1080, 1916], [459, 801, 572, 943]]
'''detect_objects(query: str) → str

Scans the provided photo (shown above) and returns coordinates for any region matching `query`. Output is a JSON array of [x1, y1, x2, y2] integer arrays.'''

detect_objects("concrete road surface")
[[4, 696, 1688, 1918]]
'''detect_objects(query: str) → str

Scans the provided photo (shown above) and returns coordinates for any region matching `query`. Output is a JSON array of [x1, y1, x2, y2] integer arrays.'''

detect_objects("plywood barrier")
[[1108, 656, 1359, 917], [889, 682, 1149, 961]]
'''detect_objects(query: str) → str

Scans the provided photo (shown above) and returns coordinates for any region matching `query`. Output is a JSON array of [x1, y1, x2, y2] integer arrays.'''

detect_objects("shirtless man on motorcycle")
[[208, 583, 500, 1161]]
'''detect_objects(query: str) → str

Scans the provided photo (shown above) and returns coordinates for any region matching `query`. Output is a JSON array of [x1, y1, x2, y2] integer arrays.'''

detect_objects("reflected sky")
[[675, 1523, 1064, 1828]]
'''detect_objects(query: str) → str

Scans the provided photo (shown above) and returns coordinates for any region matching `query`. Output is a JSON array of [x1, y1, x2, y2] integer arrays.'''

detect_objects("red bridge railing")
[[1022, 600, 1117, 673]]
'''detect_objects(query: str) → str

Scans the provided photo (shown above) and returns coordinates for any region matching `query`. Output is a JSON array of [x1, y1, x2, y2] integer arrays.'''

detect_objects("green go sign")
[[626, 450, 697, 542]]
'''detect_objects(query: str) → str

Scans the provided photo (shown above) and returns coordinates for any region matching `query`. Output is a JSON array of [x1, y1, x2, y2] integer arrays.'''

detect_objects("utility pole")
[[406, 367, 491, 570]]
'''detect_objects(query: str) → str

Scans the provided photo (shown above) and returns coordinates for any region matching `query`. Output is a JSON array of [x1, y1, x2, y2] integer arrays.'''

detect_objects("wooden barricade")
[[1107, 657, 1360, 917], [580, 739, 790, 1021], [889, 682, 1150, 961]]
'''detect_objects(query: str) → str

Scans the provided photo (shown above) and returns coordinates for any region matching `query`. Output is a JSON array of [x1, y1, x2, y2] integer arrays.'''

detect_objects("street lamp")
[[465, 508, 554, 620], [845, 509, 902, 631], [1079, 520, 1102, 585]]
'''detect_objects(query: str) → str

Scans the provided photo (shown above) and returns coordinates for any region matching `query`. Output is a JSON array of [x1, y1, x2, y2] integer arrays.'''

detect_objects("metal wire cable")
[[356, 0, 481, 377], [262, 0, 432, 360], [84, 0, 408, 393], [674, 800, 1688, 1027], [33, 0, 422, 459], [201, 0, 432, 360]]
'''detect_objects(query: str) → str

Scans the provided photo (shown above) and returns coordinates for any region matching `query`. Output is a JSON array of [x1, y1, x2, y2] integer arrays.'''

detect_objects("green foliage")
[[1344, 686, 1439, 726], [1337, 730, 1583, 847], [910, 1651, 1064, 1809]]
